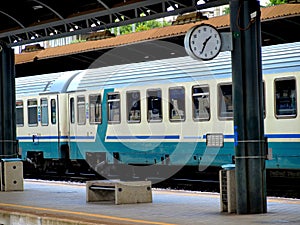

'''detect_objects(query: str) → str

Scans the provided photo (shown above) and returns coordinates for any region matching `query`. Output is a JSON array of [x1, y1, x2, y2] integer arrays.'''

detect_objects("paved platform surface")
[[0, 180, 299, 225]]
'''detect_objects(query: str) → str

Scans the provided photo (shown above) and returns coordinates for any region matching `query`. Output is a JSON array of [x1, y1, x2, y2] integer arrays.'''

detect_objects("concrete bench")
[[86, 180, 152, 204]]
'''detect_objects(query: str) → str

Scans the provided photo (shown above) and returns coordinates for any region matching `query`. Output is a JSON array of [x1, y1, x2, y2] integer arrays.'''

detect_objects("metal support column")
[[0, 41, 17, 159], [230, 0, 267, 214]]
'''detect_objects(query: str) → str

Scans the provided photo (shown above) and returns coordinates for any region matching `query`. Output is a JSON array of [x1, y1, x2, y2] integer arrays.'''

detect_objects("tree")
[[267, 0, 287, 6], [223, 7, 230, 15], [113, 19, 171, 35]]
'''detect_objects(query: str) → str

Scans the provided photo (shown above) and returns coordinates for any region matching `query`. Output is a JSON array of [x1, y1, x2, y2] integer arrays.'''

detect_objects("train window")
[[127, 91, 141, 123], [89, 94, 102, 124], [70, 98, 75, 124], [147, 89, 162, 122], [169, 87, 185, 122], [107, 93, 121, 124], [77, 96, 86, 125], [51, 99, 56, 124], [16, 100, 24, 127], [192, 85, 210, 121], [40, 98, 48, 126], [28, 99, 38, 126], [275, 78, 297, 118], [218, 84, 233, 120]]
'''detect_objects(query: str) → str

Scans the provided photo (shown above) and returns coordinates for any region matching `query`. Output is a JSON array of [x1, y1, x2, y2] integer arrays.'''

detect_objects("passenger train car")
[[16, 41, 300, 179]]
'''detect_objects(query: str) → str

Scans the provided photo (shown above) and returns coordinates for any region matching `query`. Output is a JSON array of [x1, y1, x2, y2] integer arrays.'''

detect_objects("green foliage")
[[113, 19, 171, 35], [70, 39, 86, 44], [267, 0, 287, 6], [223, 7, 230, 15], [119, 25, 133, 34]]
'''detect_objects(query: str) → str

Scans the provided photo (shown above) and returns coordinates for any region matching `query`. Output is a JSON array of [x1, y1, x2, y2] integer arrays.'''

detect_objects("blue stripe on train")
[[17, 136, 95, 140], [17, 133, 300, 141], [266, 134, 300, 138], [107, 135, 180, 140]]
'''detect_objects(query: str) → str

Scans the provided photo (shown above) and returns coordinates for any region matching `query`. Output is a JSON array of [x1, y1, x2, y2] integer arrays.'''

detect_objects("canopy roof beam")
[[0, 0, 229, 47]]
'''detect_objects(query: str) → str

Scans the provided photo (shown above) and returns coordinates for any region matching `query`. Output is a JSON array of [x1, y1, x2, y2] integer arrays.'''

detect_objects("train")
[[16, 41, 300, 181]]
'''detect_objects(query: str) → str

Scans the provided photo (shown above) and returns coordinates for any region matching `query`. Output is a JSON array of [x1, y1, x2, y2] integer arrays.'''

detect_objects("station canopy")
[[0, 0, 229, 47], [2, 1, 300, 77]]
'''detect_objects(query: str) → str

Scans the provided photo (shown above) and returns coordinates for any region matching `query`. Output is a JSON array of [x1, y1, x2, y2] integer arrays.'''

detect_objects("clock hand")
[[200, 36, 212, 54]]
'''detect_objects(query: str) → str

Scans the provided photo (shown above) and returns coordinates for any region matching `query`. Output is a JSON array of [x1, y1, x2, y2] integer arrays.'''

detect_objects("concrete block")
[[86, 180, 152, 204], [1, 159, 24, 192], [220, 169, 236, 213], [0, 162, 2, 191], [227, 169, 236, 213]]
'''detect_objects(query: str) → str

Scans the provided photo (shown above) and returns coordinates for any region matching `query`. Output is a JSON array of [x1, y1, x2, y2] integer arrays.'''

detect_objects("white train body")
[[15, 42, 300, 175]]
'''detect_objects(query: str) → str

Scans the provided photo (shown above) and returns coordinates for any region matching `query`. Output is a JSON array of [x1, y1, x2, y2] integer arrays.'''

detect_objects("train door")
[[68, 92, 78, 160], [68, 91, 91, 161], [67, 91, 103, 169], [38, 94, 61, 158]]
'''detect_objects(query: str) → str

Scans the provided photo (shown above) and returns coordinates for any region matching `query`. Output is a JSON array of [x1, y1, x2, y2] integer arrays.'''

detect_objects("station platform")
[[0, 180, 299, 225]]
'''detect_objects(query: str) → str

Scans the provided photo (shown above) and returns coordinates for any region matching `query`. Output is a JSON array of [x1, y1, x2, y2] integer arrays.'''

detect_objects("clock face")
[[185, 24, 222, 60]]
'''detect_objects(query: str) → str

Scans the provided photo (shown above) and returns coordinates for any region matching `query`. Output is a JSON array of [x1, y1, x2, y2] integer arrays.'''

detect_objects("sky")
[[260, 0, 270, 6]]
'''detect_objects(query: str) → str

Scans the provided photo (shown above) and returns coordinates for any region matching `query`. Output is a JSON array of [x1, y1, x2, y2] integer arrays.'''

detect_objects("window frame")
[[147, 88, 163, 123], [70, 97, 75, 124], [89, 94, 102, 124], [40, 98, 49, 126], [192, 85, 210, 122], [126, 90, 141, 124], [218, 83, 233, 120], [51, 99, 57, 125], [27, 99, 38, 126], [16, 100, 24, 127], [107, 92, 121, 124], [77, 95, 86, 125], [274, 77, 297, 119], [169, 86, 185, 122]]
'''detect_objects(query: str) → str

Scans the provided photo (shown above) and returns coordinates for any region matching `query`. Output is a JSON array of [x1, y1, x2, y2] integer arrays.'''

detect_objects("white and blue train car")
[[16, 41, 300, 177]]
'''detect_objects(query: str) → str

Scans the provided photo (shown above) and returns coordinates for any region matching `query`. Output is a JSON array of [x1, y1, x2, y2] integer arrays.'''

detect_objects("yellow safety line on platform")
[[0, 203, 176, 225]]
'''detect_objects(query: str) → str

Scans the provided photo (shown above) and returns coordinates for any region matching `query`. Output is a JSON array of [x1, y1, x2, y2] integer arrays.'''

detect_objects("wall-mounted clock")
[[184, 24, 222, 61]]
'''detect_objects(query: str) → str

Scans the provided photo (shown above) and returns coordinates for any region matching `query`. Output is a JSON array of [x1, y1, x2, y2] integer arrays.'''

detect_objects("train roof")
[[16, 41, 300, 96], [66, 41, 300, 91], [16, 70, 81, 97]]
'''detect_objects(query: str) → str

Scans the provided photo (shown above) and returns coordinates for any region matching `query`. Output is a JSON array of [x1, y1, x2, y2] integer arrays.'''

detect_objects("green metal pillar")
[[0, 41, 17, 159], [230, 0, 267, 214]]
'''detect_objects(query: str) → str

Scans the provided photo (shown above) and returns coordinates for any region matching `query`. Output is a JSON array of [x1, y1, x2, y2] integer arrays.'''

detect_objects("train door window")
[[127, 91, 141, 123], [28, 99, 38, 126], [218, 83, 233, 120], [275, 78, 297, 118], [51, 99, 56, 124], [169, 87, 185, 122], [107, 93, 121, 124], [70, 97, 75, 124], [147, 89, 162, 122], [192, 85, 210, 121], [16, 100, 24, 127], [77, 96, 86, 125], [40, 98, 48, 126], [89, 94, 102, 124]]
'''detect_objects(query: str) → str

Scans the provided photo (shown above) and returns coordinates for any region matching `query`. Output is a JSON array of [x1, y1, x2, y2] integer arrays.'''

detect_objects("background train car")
[[16, 41, 300, 180], [16, 71, 80, 172]]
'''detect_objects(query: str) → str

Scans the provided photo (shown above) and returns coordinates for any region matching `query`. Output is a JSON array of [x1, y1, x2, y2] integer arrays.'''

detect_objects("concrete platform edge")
[[0, 209, 99, 225]]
